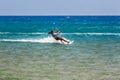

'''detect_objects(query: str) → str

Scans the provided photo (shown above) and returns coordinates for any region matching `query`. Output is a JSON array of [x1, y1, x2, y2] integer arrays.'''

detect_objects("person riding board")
[[48, 30, 69, 44]]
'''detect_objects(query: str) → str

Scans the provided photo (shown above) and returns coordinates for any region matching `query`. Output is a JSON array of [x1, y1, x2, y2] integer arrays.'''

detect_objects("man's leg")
[[61, 38, 69, 43], [60, 40, 64, 44]]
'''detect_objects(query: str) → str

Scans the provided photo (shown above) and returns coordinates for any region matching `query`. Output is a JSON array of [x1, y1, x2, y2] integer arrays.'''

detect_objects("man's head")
[[48, 30, 54, 34]]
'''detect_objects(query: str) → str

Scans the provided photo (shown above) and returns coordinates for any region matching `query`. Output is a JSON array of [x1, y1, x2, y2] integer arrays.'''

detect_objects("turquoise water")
[[0, 16, 120, 80]]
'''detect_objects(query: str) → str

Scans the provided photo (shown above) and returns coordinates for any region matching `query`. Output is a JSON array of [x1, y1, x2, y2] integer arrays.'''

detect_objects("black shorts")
[[55, 37, 59, 40]]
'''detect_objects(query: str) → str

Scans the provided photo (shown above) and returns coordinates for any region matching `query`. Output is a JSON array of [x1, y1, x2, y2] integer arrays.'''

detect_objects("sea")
[[0, 16, 120, 80]]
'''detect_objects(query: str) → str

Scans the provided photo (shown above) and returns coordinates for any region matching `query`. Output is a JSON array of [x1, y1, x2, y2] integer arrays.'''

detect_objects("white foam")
[[0, 36, 55, 43], [63, 33, 120, 36], [0, 36, 73, 44], [0, 32, 46, 34], [0, 32, 11, 34]]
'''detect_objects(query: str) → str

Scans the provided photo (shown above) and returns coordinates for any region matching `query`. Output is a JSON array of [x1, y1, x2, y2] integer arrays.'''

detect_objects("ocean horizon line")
[[0, 15, 120, 17]]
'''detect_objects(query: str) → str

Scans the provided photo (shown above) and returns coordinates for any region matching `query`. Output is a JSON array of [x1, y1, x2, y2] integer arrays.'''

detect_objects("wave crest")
[[0, 36, 72, 44], [0, 32, 120, 36], [0, 36, 56, 43]]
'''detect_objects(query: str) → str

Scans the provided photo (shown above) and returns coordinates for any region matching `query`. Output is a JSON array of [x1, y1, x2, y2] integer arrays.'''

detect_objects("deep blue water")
[[0, 16, 120, 33]]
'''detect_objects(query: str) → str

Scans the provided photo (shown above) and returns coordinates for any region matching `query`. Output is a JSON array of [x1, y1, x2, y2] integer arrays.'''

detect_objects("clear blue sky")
[[0, 0, 119, 15]]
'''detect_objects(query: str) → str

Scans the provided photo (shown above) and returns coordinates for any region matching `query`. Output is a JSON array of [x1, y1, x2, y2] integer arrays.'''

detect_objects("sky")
[[0, 0, 120, 15]]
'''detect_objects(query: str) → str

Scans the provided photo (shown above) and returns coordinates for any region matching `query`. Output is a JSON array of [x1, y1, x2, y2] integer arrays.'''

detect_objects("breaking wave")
[[0, 32, 120, 36]]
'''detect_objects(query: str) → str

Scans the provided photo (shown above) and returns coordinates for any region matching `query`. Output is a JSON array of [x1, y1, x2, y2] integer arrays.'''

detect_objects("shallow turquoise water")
[[0, 35, 120, 80]]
